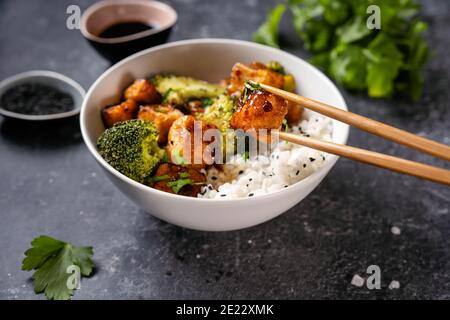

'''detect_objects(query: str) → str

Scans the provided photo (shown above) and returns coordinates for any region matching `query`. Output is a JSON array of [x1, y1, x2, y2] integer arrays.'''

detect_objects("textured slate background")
[[0, 0, 449, 299]]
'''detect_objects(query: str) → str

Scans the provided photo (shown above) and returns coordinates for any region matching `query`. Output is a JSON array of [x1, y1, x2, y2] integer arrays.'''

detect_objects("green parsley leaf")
[[253, 4, 286, 48], [255, 0, 430, 100], [179, 172, 190, 178], [329, 45, 368, 90], [147, 174, 170, 184], [336, 16, 371, 44], [22, 235, 94, 300], [166, 178, 194, 194]]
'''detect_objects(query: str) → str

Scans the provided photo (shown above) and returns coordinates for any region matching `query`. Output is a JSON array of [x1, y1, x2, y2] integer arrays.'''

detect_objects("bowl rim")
[[80, 38, 349, 203], [80, 0, 178, 44], [0, 70, 86, 121]]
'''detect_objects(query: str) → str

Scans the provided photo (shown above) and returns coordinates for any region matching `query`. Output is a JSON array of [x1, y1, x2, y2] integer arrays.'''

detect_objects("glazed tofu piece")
[[137, 105, 184, 144], [150, 163, 206, 197], [286, 101, 304, 125], [166, 115, 218, 167], [227, 62, 285, 97], [124, 79, 160, 104], [101, 99, 138, 128], [230, 90, 287, 132]]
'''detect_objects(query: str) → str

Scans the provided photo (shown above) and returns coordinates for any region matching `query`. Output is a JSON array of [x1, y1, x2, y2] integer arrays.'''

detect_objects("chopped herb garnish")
[[160, 152, 169, 163], [243, 151, 250, 161], [242, 81, 262, 103], [162, 88, 176, 102], [167, 178, 194, 194], [148, 174, 170, 184], [179, 172, 190, 179], [201, 97, 214, 107], [282, 118, 289, 132], [266, 61, 286, 75]]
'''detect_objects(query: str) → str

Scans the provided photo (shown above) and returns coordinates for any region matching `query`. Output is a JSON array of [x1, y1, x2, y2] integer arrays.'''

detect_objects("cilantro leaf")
[[255, 0, 430, 100], [329, 45, 368, 90], [253, 4, 286, 48], [147, 174, 170, 184], [22, 235, 94, 300], [366, 58, 402, 98], [336, 16, 371, 44], [166, 178, 194, 194]]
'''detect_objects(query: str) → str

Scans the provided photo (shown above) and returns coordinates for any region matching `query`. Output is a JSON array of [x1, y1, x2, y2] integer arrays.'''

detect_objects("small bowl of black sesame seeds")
[[0, 70, 85, 121]]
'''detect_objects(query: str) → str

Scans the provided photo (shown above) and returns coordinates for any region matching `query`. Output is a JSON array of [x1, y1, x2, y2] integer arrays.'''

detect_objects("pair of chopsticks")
[[256, 82, 450, 186]]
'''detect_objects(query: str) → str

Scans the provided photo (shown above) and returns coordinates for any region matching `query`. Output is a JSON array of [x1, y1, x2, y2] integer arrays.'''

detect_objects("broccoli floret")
[[152, 75, 225, 105], [199, 94, 235, 133], [97, 120, 165, 183], [198, 94, 237, 156]]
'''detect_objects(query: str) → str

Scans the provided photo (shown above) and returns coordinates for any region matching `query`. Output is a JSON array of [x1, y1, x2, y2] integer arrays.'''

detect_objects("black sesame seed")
[[309, 157, 316, 162], [220, 194, 226, 197], [284, 185, 288, 188], [276, 155, 279, 160], [208, 185, 213, 190], [246, 184, 249, 187], [248, 193, 254, 197], [249, 178, 253, 181], [211, 176, 217, 180], [238, 170, 244, 175], [303, 164, 307, 168], [296, 170, 300, 175]]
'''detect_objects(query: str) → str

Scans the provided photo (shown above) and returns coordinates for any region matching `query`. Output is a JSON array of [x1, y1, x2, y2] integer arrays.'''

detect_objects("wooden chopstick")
[[278, 131, 450, 186], [258, 83, 450, 162]]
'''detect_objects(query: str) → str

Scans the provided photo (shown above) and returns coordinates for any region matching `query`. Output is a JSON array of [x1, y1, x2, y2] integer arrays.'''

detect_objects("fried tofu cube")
[[230, 91, 287, 132], [124, 79, 160, 104], [137, 104, 184, 145], [227, 62, 285, 97], [101, 99, 138, 128]]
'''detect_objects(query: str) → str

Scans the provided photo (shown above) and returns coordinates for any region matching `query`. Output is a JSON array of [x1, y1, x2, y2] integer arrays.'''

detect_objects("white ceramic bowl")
[[80, 39, 349, 231]]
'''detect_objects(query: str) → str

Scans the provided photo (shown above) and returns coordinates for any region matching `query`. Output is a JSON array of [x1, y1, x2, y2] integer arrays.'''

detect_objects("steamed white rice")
[[198, 110, 333, 199]]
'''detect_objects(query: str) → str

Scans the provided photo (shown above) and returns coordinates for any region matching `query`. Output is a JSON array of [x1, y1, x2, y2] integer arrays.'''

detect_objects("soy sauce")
[[99, 22, 155, 38]]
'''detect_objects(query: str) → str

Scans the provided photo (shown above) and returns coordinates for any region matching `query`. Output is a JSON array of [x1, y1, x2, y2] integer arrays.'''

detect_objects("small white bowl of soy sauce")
[[0, 70, 85, 121], [80, 0, 177, 63]]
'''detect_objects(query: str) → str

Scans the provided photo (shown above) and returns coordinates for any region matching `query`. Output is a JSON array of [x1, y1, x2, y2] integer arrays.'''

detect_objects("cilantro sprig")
[[242, 81, 262, 103], [253, 0, 429, 100], [22, 235, 94, 300]]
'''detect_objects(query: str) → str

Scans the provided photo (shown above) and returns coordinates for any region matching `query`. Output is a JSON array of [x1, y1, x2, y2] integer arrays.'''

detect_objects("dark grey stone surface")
[[0, 0, 449, 299]]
